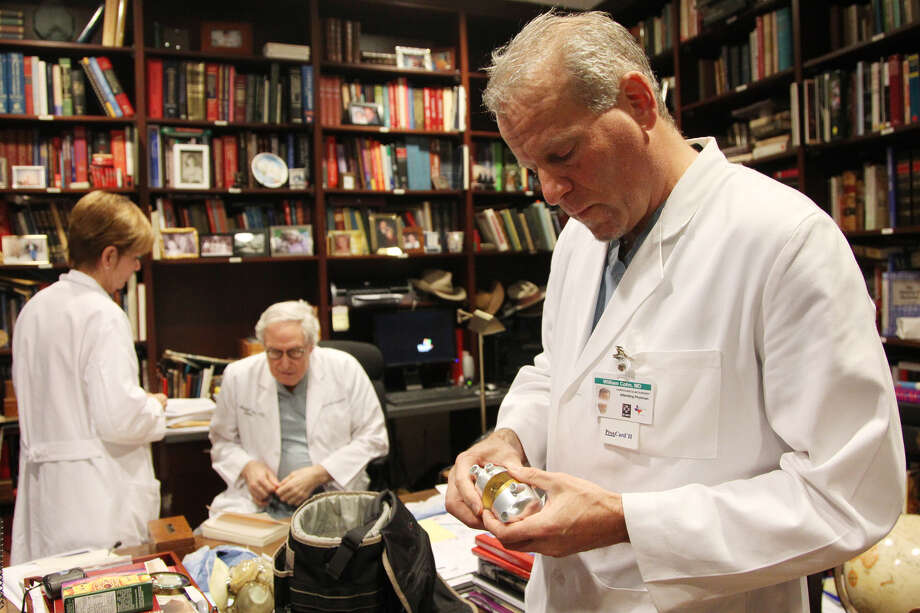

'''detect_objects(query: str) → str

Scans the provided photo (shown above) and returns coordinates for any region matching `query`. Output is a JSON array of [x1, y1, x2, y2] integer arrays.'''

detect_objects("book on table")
[[200, 512, 289, 547]]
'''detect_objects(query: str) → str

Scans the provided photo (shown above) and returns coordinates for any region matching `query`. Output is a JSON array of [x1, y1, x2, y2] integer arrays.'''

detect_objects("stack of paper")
[[165, 398, 216, 428]]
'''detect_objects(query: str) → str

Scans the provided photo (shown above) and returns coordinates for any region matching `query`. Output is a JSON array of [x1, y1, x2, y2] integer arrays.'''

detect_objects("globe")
[[835, 513, 920, 613]]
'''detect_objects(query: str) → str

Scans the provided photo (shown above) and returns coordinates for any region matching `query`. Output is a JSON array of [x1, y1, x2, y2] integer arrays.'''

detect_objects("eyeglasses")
[[266, 347, 307, 360]]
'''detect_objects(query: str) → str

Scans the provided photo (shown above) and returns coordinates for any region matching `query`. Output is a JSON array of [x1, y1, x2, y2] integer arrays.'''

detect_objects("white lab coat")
[[11, 270, 166, 564], [208, 347, 388, 515], [497, 138, 905, 612]]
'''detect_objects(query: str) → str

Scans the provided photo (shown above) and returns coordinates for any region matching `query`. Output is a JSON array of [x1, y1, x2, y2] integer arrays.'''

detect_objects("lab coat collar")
[[566, 137, 722, 392], [61, 269, 110, 297]]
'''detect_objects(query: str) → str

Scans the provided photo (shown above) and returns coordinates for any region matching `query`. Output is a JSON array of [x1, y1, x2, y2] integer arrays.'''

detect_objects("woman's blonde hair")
[[68, 190, 154, 268]]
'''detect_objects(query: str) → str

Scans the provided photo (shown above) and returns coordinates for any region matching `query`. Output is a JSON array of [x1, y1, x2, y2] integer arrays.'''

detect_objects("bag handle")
[[324, 491, 388, 580]]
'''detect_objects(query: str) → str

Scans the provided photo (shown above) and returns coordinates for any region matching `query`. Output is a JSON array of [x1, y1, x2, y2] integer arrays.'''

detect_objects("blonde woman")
[[11, 191, 167, 563]]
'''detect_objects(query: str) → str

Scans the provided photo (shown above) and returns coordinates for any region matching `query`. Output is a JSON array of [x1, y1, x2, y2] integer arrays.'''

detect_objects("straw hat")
[[473, 281, 505, 315], [506, 280, 546, 313], [410, 269, 467, 302]]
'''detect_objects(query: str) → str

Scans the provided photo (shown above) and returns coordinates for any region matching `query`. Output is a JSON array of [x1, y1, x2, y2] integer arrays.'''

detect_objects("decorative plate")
[[250, 152, 288, 188]]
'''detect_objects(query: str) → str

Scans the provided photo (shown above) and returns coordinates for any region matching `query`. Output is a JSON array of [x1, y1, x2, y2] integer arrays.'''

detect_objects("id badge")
[[592, 375, 655, 424]]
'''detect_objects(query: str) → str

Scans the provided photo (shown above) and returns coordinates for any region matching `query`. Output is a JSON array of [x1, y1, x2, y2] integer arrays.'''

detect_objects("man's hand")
[[241, 460, 280, 506], [276, 465, 331, 506], [446, 428, 527, 529], [482, 465, 629, 557]]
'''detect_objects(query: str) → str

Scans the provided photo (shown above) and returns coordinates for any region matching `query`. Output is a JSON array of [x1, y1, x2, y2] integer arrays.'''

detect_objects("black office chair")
[[318, 340, 401, 490]]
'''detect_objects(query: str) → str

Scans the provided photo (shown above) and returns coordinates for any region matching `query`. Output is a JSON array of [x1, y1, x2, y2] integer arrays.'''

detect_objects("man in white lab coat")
[[209, 300, 388, 517], [446, 11, 905, 613]]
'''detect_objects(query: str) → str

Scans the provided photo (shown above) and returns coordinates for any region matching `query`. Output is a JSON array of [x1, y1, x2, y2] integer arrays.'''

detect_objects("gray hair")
[[483, 11, 671, 121], [255, 300, 320, 347]]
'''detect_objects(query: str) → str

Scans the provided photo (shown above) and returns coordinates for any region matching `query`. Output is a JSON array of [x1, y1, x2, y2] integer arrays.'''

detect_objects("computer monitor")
[[373, 309, 456, 388]]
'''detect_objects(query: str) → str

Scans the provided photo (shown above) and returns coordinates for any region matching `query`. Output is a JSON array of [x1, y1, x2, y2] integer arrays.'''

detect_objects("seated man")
[[209, 300, 389, 518]]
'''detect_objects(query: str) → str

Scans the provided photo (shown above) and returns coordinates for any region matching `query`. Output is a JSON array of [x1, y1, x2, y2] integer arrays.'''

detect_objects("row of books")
[[0, 8, 23, 40], [829, 0, 920, 50], [471, 141, 539, 193], [722, 97, 796, 162], [80, 56, 133, 117], [803, 54, 920, 145], [324, 198, 459, 255], [157, 349, 232, 399], [323, 17, 362, 63], [0, 126, 136, 190], [474, 202, 560, 253], [322, 135, 462, 192], [695, 7, 793, 100], [100, 0, 129, 47], [318, 75, 465, 132], [882, 270, 920, 337], [629, 2, 674, 58], [146, 59, 314, 124], [0, 274, 45, 346], [147, 126, 311, 190], [830, 147, 920, 232], [459, 533, 532, 613], [156, 197, 311, 234], [114, 272, 147, 343], [0, 198, 70, 263], [0, 53, 102, 116]]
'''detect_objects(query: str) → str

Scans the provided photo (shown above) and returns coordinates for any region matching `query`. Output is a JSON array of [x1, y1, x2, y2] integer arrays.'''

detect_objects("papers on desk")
[[2, 548, 131, 613], [411, 489, 486, 587], [165, 398, 215, 428]]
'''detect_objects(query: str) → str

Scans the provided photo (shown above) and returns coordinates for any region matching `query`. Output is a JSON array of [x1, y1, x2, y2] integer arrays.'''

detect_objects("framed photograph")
[[447, 230, 464, 253], [172, 144, 210, 189], [424, 230, 442, 254], [199, 233, 234, 257], [200, 21, 254, 55], [431, 47, 455, 71], [348, 102, 384, 126], [288, 167, 307, 189], [402, 227, 424, 254], [160, 227, 199, 259], [1, 234, 49, 265], [270, 225, 314, 257], [395, 46, 432, 71], [328, 230, 354, 256], [233, 230, 268, 257], [0, 158, 7, 189], [368, 213, 402, 252], [12, 165, 46, 189]]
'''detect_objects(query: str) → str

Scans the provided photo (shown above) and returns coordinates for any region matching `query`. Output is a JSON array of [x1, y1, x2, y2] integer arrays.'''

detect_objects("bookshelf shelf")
[[801, 21, 920, 72], [148, 188, 314, 196], [680, 0, 790, 50], [681, 68, 795, 112], [142, 47, 310, 66], [152, 256, 320, 265], [0, 188, 136, 195], [327, 252, 465, 261], [324, 188, 462, 197], [846, 226, 920, 241], [742, 148, 799, 166], [803, 123, 920, 152], [322, 125, 462, 137], [0, 114, 136, 124], [0, 40, 135, 55], [321, 60, 461, 81], [146, 119, 313, 131], [472, 190, 542, 199]]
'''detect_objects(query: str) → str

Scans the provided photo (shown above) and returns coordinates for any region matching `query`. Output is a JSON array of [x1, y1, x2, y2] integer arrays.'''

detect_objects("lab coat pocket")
[[631, 349, 721, 459], [315, 396, 349, 447]]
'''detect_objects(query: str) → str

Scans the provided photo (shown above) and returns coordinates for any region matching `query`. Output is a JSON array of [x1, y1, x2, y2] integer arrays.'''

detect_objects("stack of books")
[[463, 533, 533, 612]]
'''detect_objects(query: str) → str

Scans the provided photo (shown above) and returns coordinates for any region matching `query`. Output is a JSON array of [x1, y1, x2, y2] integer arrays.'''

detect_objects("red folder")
[[474, 533, 534, 572]]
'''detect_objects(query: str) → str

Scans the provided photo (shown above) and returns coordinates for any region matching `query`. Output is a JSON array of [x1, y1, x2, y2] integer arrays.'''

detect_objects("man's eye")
[[548, 148, 574, 163]]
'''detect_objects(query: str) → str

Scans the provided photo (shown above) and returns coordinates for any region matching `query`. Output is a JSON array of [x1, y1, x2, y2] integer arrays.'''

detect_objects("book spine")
[[146, 58, 163, 119], [96, 56, 133, 115], [81, 57, 121, 117]]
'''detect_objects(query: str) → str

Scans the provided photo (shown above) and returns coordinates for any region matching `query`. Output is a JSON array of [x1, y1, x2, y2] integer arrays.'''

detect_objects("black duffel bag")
[[273, 490, 475, 613]]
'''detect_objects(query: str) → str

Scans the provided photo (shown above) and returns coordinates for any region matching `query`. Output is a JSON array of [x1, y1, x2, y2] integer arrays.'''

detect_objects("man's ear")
[[619, 72, 658, 130], [100, 245, 119, 269]]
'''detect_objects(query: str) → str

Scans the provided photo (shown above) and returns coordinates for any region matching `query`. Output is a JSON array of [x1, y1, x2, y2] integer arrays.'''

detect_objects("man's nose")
[[538, 168, 572, 206]]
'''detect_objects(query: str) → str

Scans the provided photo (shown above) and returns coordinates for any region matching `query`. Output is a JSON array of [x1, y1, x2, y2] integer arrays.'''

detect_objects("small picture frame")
[[368, 213, 402, 252], [327, 230, 357, 256], [424, 230, 442, 253], [12, 165, 46, 189], [395, 46, 432, 70], [431, 47, 455, 71], [348, 102, 384, 126], [0, 158, 8, 188], [1, 234, 49, 264], [233, 230, 268, 257], [402, 227, 424, 254], [200, 21, 254, 55], [173, 144, 210, 189], [199, 233, 234, 257], [160, 227, 199, 259], [447, 230, 464, 253], [270, 224, 314, 256], [288, 167, 307, 189]]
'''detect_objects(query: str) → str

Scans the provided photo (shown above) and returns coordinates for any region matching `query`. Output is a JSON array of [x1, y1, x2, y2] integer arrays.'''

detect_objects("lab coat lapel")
[[257, 361, 281, 468], [304, 350, 324, 434]]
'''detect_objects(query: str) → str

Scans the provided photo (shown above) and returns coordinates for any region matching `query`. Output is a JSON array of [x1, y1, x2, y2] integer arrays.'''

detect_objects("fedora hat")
[[506, 280, 546, 313], [410, 269, 467, 302], [473, 281, 505, 315]]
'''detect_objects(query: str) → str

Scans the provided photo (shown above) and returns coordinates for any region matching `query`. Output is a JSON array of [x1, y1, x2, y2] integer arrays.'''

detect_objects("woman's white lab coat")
[[208, 347, 388, 515], [11, 270, 166, 564], [497, 138, 905, 612]]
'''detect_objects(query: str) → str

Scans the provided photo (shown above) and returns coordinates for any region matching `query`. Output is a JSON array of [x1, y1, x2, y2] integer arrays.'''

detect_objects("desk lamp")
[[457, 308, 505, 433]]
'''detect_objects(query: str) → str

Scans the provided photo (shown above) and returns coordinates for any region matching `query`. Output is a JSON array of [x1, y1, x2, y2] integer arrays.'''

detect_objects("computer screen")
[[373, 309, 456, 367]]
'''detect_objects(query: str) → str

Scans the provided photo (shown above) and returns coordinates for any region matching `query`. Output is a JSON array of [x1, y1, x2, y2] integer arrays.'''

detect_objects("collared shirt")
[[591, 203, 666, 331], [268, 375, 311, 518]]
